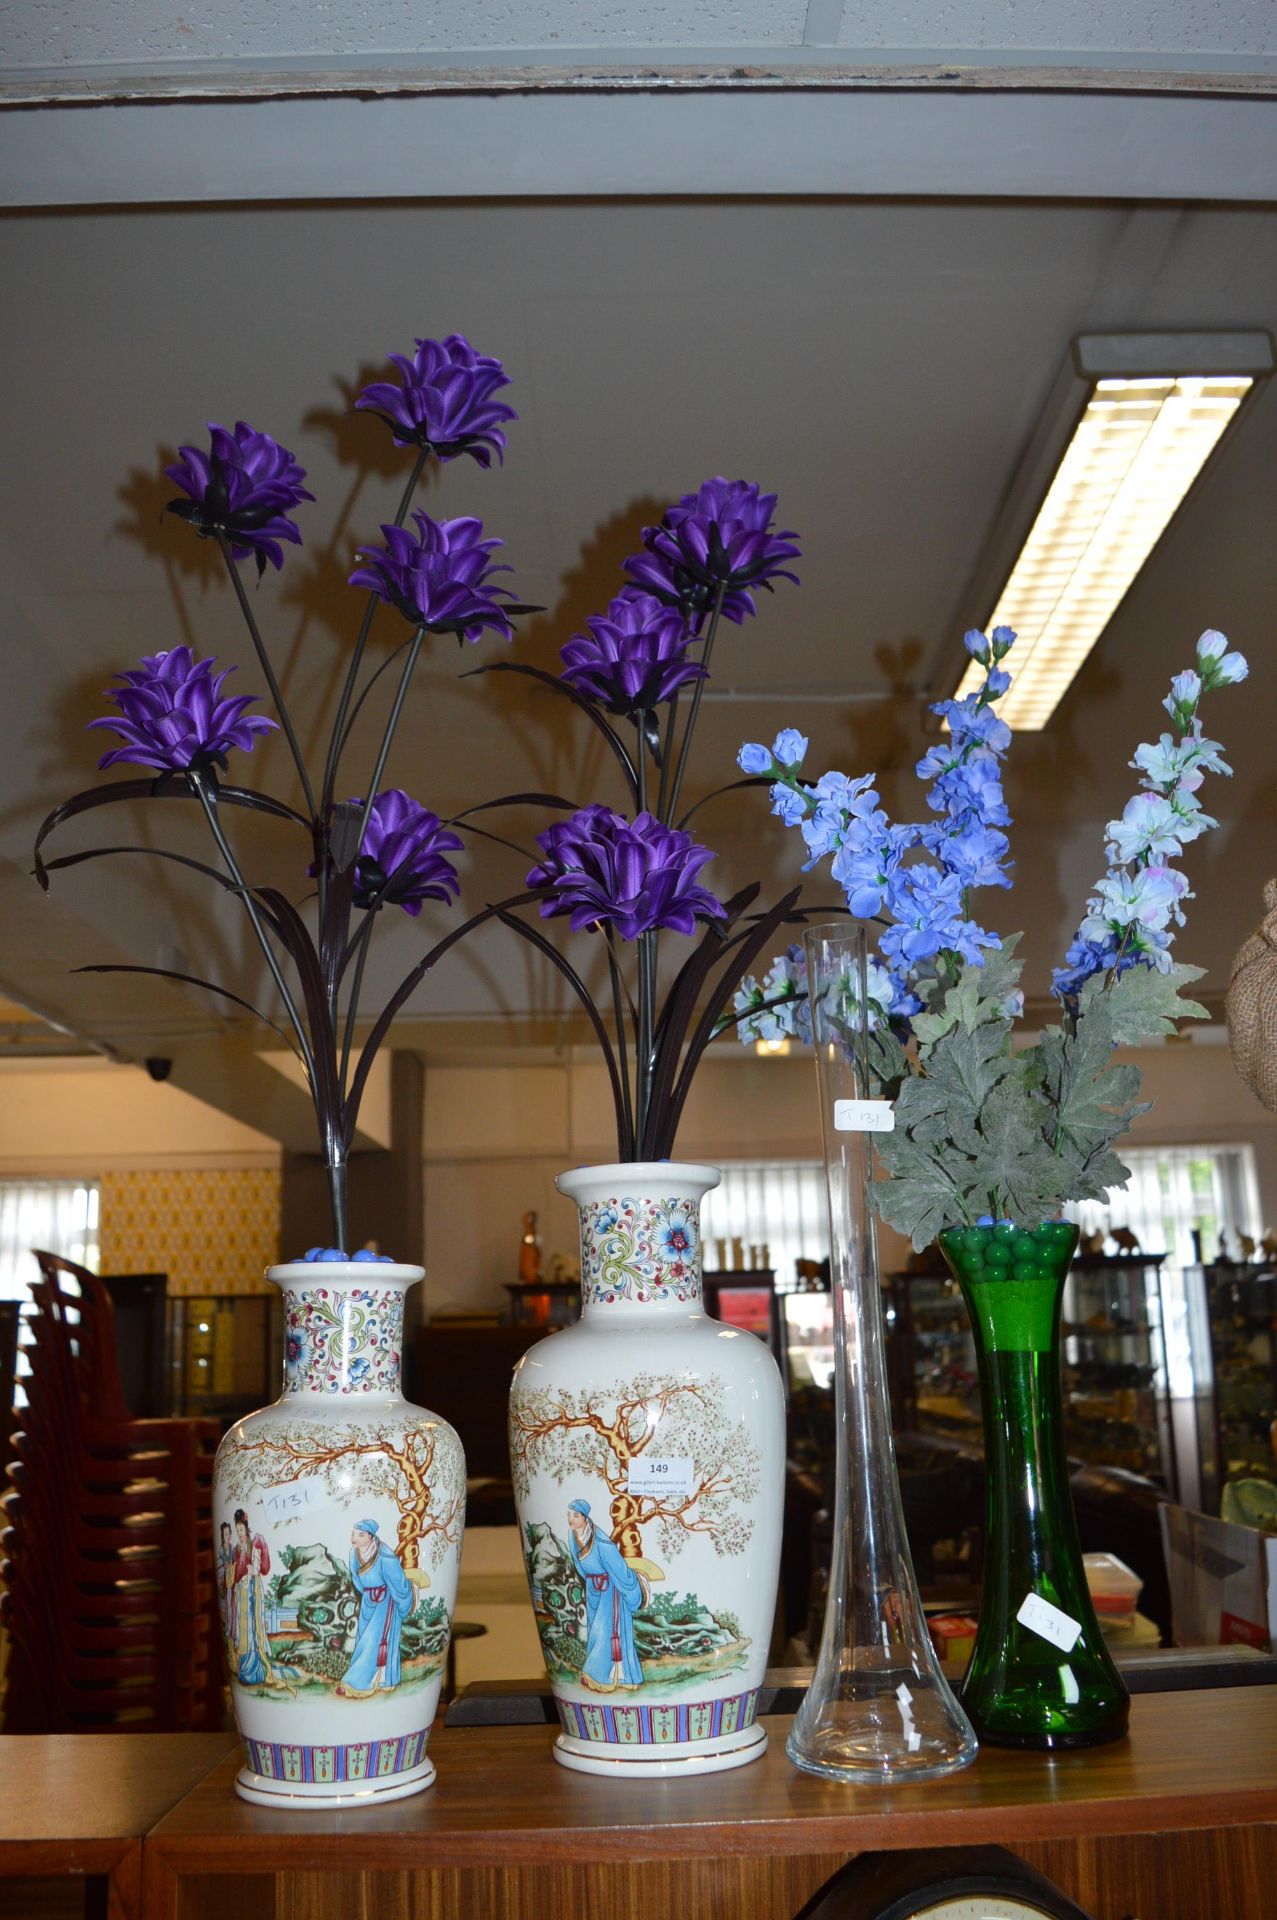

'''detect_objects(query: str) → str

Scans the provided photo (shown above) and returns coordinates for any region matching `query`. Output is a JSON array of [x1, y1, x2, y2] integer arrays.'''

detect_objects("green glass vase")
[[938, 1220, 1129, 1750]]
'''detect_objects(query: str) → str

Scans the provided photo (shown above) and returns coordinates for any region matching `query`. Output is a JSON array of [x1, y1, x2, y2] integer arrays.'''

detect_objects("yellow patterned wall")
[[98, 1168, 280, 1295]]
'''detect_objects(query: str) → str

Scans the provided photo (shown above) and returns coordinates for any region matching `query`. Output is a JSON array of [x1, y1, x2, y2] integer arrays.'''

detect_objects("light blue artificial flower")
[[1104, 792, 1191, 865], [770, 783, 809, 826], [771, 728, 808, 768], [921, 820, 1013, 890], [1196, 629, 1248, 688], [940, 695, 1013, 756], [1132, 724, 1231, 794], [738, 742, 772, 775], [1163, 670, 1202, 723]]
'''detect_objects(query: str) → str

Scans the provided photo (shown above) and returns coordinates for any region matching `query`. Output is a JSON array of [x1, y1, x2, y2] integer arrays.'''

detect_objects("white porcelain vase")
[[212, 1260, 465, 1808], [509, 1162, 786, 1779]]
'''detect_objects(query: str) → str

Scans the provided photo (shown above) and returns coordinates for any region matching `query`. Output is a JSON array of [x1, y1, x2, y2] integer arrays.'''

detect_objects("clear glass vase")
[[787, 926, 977, 1783], [939, 1221, 1130, 1749]]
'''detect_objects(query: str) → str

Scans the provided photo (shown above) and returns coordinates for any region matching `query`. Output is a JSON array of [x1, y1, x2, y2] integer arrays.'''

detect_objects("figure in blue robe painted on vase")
[[337, 1519, 415, 1697], [566, 1499, 646, 1692], [229, 1509, 296, 1693]]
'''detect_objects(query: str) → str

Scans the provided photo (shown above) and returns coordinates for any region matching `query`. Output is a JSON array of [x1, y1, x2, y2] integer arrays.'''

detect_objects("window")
[[0, 1180, 100, 1302], [1066, 1144, 1260, 1268], [701, 1161, 828, 1292]]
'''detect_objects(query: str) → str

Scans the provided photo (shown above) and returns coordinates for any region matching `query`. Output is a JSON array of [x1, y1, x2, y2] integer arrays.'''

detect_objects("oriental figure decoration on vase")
[[213, 1261, 464, 1807], [510, 1164, 785, 1779]]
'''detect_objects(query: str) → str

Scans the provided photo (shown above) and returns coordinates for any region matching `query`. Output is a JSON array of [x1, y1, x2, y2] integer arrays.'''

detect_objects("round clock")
[[800, 1846, 1096, 1920]]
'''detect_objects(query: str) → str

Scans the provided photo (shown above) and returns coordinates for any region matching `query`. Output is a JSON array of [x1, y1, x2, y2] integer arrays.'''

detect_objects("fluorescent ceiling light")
[[952, 333, 1273, 730]]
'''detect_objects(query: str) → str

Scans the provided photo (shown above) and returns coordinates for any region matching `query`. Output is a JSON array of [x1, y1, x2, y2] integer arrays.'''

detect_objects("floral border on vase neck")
[[282, 1285, 404, 1394], [577, 1195, 703, 1306]]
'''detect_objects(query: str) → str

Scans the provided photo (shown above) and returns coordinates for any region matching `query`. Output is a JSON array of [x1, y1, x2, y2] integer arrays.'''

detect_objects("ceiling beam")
[[4, 85, 1277, 209]]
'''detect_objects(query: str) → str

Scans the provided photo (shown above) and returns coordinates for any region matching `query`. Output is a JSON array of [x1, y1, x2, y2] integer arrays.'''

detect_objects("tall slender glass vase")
[[939, 1221, 1129, 1750], [787, 926, 977, 1783]]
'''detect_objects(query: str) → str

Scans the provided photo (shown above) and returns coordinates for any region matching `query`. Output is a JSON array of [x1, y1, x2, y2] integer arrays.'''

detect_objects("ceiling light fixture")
[[754, 1036, 792, 1058], [951, 331, 1273, 730]]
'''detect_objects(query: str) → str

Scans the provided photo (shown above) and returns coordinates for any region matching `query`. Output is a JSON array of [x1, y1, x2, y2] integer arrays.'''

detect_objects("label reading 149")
[[626, 1456, 696, 1500]]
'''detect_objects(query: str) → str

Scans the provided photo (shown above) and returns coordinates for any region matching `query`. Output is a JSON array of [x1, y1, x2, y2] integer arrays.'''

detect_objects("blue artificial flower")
[[738, 742, 772, 775], [919, 820, 1012, 890], [735, 635, 1018, 1041], [800, 773, 881, 866], [770, 784, 809, 827], [732, 944, 815, 1045], [936, 694, 1012, 756], [829, 814, 906, 918], [880, 865, 1000, 969], [771, 728, 808, 769]]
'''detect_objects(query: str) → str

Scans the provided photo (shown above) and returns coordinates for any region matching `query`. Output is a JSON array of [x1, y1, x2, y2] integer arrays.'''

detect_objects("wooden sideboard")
[[0, 1732, 234, 1920], [0, 1691, 1274, 1920]]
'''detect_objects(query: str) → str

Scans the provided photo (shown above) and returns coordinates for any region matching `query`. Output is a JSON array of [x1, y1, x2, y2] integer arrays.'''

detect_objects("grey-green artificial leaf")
[[865, 943, 1197, 1245], [1077, 962, 1207, 1047]]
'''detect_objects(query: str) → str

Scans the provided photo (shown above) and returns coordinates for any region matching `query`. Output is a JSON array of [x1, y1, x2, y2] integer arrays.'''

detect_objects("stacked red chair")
[[0, 1251, 224, 1732]]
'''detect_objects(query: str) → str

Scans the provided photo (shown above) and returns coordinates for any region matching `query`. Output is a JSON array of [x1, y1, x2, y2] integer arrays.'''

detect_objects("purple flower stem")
[[603, 927, 636, 1159], [656, 689, 681, 823], [215, 534, 317, 821], [331, 634, 413, 766], [189, 770, 318, 1092], [322, 446, 429, 812], [339, 908, 378, 1098], [352, 625, 425, 869], [634, 747, 657, 1145], [665, 582, 727, 827]]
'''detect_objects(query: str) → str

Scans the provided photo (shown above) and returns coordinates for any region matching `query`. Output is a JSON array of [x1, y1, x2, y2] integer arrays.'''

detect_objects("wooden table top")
[[0, 1734, 235, 1845], [145, 1690, 1277, 1870]]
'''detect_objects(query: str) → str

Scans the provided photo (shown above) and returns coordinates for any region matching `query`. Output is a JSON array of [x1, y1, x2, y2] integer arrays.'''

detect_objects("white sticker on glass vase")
[[833, 1099, 895, 1133], [1016, 1591, 1082, 1653]]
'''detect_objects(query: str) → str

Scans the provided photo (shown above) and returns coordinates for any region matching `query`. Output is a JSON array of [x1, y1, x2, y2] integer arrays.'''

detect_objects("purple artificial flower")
[[526, 806, 726, 940], [349, 511, 518, 643], [166, 422, 313, 574], [560, 592, 704, 717], [346, 789, 464, 916], [355, 334, 517, 467], [626, 478, 800, 629], [88, 646, 278, 774]]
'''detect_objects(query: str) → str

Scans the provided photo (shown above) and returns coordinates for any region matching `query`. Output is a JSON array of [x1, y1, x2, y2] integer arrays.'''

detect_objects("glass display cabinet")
[[168, 1292, 283, 1421], [1202, 1261, 1277, 1498], [888, 1255, 1180, 1496]]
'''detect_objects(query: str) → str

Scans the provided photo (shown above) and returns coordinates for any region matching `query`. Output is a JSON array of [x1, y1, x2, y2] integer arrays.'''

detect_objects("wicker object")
[[1226, 878, 1277, 1112]]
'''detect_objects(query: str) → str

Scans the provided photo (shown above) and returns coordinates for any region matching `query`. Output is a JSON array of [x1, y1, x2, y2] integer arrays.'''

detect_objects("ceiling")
[[2, 27, 1276, 1142]]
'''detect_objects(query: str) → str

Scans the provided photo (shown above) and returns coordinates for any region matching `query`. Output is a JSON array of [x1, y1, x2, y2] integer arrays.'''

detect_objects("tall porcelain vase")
[[510, 1162, 786, 1778], [212, 1261, 465, 1808]]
